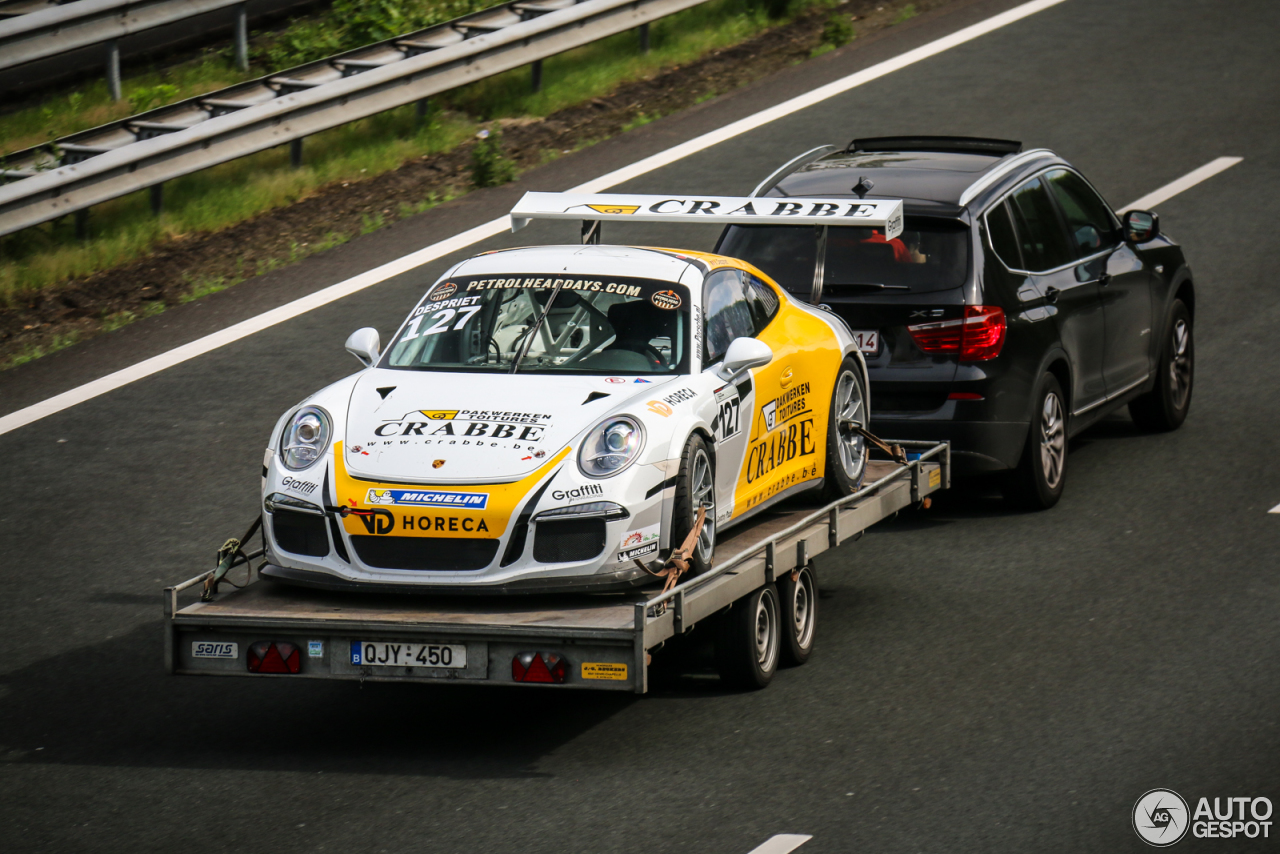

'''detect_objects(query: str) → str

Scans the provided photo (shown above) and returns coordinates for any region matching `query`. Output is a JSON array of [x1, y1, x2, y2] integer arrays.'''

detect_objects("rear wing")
[[510, 192, 903, 238]]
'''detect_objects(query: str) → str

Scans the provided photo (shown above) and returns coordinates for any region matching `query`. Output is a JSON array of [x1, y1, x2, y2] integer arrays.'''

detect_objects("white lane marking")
[[748, 834, 812, 854], [1118, 156, 1243, 213], [0, 0, 1069, 438], [1269, 503, 1280, 514]]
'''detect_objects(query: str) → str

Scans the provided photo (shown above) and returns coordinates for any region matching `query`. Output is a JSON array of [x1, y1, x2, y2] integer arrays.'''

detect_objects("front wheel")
[[1129, 299, 1193, 432], [825, 357, 870, 499], [669, 434, 715, 576], [1003, 372, 1067, 510]]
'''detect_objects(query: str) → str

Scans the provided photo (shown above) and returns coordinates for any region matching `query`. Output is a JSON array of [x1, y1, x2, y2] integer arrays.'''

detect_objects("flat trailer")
[[165, 441, 947, 693]]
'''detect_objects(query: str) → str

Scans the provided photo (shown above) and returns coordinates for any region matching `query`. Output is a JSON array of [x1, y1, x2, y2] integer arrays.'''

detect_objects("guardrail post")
[[150, 184, 163, 216], [415, 97, 430, 128], [106, 39, 122, 102], [233, 3, 249, 73], [638, 22, 650, 52], [74, 209, 89, 242], [531, 59, 543, 92], [290, 138, 304, 169]]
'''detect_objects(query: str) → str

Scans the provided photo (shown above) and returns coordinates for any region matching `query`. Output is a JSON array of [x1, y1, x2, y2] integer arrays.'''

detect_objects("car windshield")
[[381, 274, 691, 375], [718, 218, 970, 295]]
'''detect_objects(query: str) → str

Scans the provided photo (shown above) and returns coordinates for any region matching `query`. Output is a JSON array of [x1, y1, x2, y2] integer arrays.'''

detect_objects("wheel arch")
[[1042, 353, 1073, 419]]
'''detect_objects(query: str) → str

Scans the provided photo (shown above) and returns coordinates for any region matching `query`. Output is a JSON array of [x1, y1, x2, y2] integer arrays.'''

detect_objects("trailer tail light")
[[908, 306, 1006, 362], [512, 652, 568, 683], [248, 641, 301, 673]]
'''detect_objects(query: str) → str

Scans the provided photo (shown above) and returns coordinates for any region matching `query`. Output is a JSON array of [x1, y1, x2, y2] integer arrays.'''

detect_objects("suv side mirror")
[[345, 327, 380, 367], [1123, 209, 1160, 243], [718, 337, 772, 381]]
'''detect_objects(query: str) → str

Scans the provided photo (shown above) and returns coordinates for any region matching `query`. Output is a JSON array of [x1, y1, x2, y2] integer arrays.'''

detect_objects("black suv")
[[717, 136, 1194, 508]]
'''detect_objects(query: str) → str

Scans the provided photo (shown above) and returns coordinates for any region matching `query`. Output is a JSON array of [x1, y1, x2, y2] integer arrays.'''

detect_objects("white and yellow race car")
[[259, 192, 904, 593]]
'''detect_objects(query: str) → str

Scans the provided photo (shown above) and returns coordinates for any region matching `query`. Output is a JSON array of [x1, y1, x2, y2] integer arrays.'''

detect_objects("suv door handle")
[[1044, 286, 1060, 304]]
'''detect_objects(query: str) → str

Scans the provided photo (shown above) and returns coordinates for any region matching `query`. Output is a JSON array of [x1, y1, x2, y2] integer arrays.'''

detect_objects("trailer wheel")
[[714, 584, 781, 689], [778, 563, 818, 667]]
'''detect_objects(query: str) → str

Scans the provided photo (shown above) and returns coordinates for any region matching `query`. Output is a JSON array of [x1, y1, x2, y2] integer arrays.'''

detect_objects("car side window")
[[703, 269, 756, 364], [1007, 177, 1074, 272], [1044, 169, 1118, 257], [985, 201, 1024, 270], [743, 272, 780, 334]]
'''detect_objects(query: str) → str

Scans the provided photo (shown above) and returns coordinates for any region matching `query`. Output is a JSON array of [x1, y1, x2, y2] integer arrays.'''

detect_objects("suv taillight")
[[907, 306, 1006, 362]]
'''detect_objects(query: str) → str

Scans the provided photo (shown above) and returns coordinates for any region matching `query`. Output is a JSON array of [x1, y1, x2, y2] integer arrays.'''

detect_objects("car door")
[[1006, 175, 1109, 414], [1043, 168, 1154, 396]]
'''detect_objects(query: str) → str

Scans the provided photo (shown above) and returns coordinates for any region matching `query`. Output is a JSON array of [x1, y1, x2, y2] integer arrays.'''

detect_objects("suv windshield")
[[718, 217, 970, 295], [381, 274, 690, 375]]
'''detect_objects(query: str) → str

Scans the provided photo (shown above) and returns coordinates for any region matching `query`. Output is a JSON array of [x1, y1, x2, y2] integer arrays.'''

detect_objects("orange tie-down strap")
[[635, 505, 708, 595]]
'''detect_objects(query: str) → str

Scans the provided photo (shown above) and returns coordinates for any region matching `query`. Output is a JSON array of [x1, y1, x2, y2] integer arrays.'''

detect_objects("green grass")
[[5, 332, 81, 369], [0, 0, 812, 309], [893, 2, 917, 23]]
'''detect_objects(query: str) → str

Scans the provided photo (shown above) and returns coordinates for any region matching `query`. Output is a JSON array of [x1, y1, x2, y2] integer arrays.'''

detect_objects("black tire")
[[669, 434, 715, 576], [714, 584, 781, 690], [778, 562, 818, 667], [825, 357, 870, 499], [1129, 299, 1193, 432], [1003, 373, 1067, 510]]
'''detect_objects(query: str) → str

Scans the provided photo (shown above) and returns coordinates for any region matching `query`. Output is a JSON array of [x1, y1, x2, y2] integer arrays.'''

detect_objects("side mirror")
[[345, 327, 380, 367], [1123, 209, 1159, 243], [717, 337, 772, 381]]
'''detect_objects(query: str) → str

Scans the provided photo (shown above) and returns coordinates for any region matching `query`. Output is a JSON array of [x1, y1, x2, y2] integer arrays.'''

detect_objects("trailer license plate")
[[851, 330, 879, 354], [192, 641, 238, 659], [350, 641, 466, 668]]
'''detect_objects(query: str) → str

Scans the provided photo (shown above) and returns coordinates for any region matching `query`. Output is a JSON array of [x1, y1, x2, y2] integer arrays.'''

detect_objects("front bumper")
[[260, 561, 653, 595]]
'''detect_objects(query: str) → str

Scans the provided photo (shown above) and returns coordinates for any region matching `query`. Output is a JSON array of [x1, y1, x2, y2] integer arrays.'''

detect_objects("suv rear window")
[[718, 217, 971, 295]]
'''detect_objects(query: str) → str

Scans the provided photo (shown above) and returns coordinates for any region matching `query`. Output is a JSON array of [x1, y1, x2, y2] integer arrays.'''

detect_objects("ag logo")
[[351, 508, 394, 535], [420, 410, 458, 420], [780, 366, 794, 388], [651, 290, 682, 310], [430, 282, 457, 301], [1133, 789, 1189, 846]]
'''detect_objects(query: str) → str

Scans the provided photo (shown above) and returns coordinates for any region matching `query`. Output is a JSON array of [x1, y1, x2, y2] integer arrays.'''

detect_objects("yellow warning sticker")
[[929, 467, 941, 488], [582, 662, 628, 681], [586, 204, 640, 215]]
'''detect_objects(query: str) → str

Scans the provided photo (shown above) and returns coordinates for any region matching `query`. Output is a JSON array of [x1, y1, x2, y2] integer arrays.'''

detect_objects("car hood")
[[342, 369, 680, 483]]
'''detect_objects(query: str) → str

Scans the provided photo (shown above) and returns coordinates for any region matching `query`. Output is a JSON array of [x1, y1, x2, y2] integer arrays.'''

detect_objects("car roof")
[[768, 141, 1063, 215], [456, 244, 698, 283]]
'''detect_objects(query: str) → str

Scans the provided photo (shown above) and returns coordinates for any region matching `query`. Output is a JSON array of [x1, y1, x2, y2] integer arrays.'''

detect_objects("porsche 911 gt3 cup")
[[257, 192, 902, 594]]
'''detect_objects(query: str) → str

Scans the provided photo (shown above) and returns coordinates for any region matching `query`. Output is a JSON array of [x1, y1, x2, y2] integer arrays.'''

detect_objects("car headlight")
[[578, 416, 645, 479], [280, 405, 331, 471]]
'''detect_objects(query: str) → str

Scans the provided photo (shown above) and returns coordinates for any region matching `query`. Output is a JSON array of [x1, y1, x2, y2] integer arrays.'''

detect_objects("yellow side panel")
[[333, 444, 570, 539], [731, 303, 841, 518]]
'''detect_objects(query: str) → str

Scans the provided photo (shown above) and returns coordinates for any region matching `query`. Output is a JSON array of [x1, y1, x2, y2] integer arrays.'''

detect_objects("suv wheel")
[[1129, 299, 1193, 432], [1004, 372, 1067, 510]]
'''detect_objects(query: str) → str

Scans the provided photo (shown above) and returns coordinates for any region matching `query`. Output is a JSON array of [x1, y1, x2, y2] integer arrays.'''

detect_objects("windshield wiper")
[[510, 280, 568, 374]]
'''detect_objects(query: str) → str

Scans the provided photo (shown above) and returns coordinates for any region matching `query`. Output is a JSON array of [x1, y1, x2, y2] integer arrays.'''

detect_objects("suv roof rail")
[[956, 148, 1056, 207], [749, 144, 838, 197], [846, 136, 1023, 155]]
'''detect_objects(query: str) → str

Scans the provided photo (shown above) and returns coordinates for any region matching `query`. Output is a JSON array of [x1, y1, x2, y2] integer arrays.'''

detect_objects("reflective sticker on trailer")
[[582, 662, 628, 681], [929, 468, 941, 488]]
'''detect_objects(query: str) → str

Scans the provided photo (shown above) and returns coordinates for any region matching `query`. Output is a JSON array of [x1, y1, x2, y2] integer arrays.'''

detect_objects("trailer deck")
[[166, 442, 948, 693]]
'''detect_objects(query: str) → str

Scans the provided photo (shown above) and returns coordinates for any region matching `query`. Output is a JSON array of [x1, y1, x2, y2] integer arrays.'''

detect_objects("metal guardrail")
[[0, 0, 250, 72], [0, 0, 691, 238]]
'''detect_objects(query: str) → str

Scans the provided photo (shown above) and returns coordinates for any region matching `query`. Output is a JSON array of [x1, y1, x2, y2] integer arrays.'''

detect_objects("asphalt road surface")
[[3, 0, 1279, 851]]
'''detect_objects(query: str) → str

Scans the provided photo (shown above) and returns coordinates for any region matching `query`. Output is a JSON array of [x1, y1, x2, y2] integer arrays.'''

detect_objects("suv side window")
[[703, 269, 756, 364], [985, 201, 1025, 270], [743, 272, 780, 333], [1007, 176, 1074, 272], [1044, 169, 1118, 257]]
